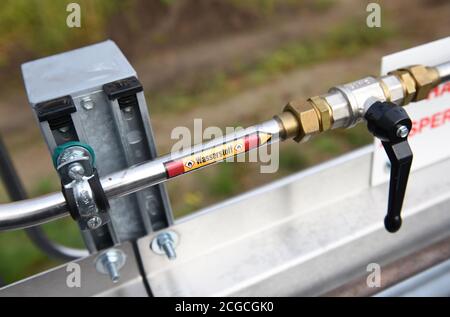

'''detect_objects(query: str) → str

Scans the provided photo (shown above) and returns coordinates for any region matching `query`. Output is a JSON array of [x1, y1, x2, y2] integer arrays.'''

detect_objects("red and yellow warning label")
[[164, 132, 271, 178]]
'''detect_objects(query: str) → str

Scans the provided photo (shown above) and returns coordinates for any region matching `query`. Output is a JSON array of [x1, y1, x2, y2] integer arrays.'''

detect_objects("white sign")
[[371, 37, 450, 186]]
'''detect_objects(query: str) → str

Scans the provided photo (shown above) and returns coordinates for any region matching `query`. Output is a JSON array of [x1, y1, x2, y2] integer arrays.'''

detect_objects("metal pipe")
[[0, 120, 281, 231], [1, 61, 448, 232], [25, 227, 88, 260], [0, 135, 88, 259], [436, 61, 450, 83]]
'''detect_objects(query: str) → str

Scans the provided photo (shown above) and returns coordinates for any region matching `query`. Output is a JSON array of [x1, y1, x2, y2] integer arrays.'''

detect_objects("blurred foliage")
[[230, 0, 335, 14], [279, 147, 310, 171], [151, 19, 394, 113], [230, 0, 298, 15], [0, 218, 83, 284], [0, 0, 329, 68], [206, 163, 242, 198], [30, 176, 58, 197], [0, 0, 124, 66]]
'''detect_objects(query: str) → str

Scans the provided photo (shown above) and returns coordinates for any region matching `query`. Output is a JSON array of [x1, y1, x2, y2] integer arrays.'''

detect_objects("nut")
[[378, 79, 391, 102], [309, 96, 333, 132], [388, 70, 416, 106], [401, 65, 439, 101], [284, 100, 320, 142], [274, 111, 299, 140]]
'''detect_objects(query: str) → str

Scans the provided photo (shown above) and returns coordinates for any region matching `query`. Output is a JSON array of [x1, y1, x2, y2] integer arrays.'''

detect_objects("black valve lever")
[[364, 101, 413, 233]]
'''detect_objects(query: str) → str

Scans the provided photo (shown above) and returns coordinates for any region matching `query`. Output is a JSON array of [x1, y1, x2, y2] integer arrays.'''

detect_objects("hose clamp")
[[54, 142, 109, 230]]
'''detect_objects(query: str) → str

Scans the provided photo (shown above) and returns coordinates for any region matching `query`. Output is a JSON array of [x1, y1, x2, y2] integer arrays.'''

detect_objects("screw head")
[[56, 146, 92, 170], [58, 126, 69, 133], [87, 216, 102, 230], [68, 163, 85, 180], [396, 125, 409, 138], [123, 106, 133, 113], [81, 97, 95, 110]]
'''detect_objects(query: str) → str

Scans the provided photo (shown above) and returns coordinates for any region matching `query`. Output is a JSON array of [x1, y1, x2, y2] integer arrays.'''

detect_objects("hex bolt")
[[123, 106, 133, 113], [56, 146, 92, 171], [81, 96, 95, 110], [68, 163, 85, 181], [396, 125, 409, 138], [151, 231, 179, 261], [87, 216, 102, 230], [95, 249, 126, 283], [58, 126, 69, 133]]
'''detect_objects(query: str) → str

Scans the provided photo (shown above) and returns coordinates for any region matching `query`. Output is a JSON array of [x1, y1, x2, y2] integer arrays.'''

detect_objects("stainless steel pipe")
[[0, 120, 281, 231], [436, 61, 450, 82], [2, 61, 449, 232]]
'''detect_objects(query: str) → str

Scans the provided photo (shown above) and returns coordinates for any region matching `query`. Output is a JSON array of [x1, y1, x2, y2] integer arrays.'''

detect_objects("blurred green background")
[[0, 0, 449, 285]]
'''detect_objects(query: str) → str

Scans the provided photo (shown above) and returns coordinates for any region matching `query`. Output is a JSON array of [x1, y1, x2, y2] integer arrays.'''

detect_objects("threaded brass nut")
[[400, 65, 439, 101], [284, 100, 320, 142], [388, 70, 416, 106], [309, 96, 333, 132], [274, 111, 299, 140]]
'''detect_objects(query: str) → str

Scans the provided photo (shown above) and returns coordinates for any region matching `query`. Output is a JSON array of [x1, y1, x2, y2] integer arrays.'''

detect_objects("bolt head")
[[396, 125, 409, 138], [58, 126, 69, 133], [87, 216, 102, 229], [68, 163, 85, 180], [57, 146, 92, 170], [123, 106, 133, 113], [157, 232, 174, 245], [81, 97, 95, 110]]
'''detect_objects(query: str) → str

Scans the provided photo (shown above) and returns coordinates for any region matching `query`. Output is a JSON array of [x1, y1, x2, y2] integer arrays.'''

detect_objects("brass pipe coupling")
[[274, 96, 333, 143], [274, 64, 442, 143], [388, 65, 439, 105]]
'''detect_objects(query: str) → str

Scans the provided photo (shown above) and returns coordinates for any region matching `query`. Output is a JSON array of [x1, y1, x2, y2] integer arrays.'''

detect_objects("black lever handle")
[[365, 101, 413, 233]]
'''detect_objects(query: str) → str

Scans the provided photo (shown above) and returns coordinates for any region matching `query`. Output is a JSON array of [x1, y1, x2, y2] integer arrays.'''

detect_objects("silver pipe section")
[[2, 61, 448, 231], [0, 120, 281, 231], [325, 61, 450, 130], [436, 61, 450, 83]]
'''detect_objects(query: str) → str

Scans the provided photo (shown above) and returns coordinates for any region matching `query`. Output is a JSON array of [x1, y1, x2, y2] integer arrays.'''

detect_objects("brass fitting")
[[275, 111, 299, 140], [275, 96, 333, 143], [274, 63, 444, 144], [388, 70, 416, 106], [283, 100, 319, 142], [400, 65, 439, 101], [309, 96, 333, 132], [389, 65, 440, 105]]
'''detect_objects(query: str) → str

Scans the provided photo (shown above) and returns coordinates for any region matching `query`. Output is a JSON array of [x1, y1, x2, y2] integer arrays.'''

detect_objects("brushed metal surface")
[[137, 146, 450, 296]]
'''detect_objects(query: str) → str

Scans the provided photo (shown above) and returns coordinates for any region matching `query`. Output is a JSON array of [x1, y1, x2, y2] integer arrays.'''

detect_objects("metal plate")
[[21, 41, 173, 247], [3, 146, 450, 296], [0, 242, 147, 297], [21, 40, 135, 105], [137, 146, 450, 296]]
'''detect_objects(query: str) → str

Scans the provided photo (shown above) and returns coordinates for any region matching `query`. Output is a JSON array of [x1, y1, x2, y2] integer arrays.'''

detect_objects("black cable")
[[131, 240, 153, 297], [0, 134, 87, 261]]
